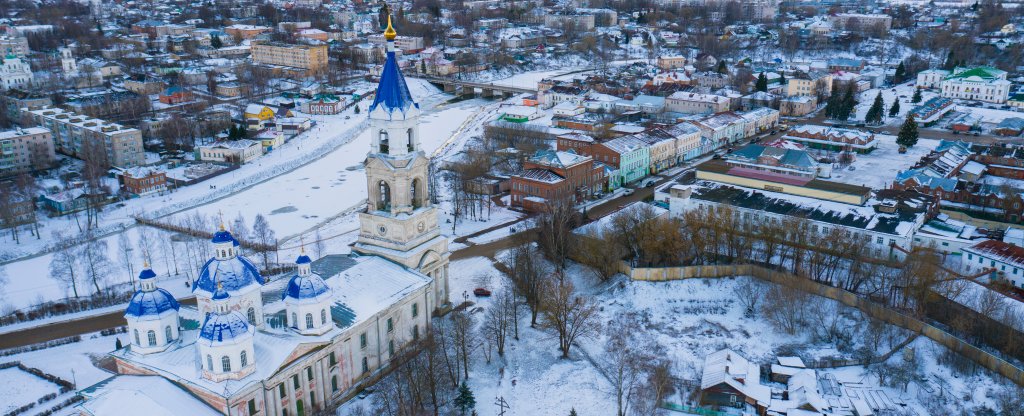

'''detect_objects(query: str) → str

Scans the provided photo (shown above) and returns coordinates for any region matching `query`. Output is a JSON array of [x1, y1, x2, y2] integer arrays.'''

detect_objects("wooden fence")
[[134, 217, 277, 252], [622, 262, 1024, 386]]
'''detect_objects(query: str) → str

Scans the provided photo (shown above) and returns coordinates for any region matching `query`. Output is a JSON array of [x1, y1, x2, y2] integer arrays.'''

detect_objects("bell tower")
[[354, 16, 450, 312]]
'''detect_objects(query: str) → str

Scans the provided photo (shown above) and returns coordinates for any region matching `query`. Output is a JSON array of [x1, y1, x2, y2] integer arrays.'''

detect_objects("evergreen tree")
[[865, 92, 885, 124], [824, 93, 840, 119], [354, 105, 360, 114], [717, 60, 727, 74], [211, 34, 223, 49], [421, 60, 427, 73], [779, 71, 786, 86], [897, 113, 919, 148], [755, 72, 768, 92], [453, 381, 476, 414], [912, 88, 922, 103], [943, 51, 955, 70], [115, 338, 123, 349], [569, 408, 578, 416], [889, 100, 901, 117], [894, 62, 906, 83]]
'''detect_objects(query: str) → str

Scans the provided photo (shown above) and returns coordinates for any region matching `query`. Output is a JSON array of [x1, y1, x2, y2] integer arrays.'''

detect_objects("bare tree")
[[117, 231, 137, 291], [602, 312, 650, 416], [136, 225, 157, 265], [503, 243, 549, 327], [481, 289, 514, 358], [49, 231, 81, 298], [537, 197, 576, 269], [573, 228, 626, 281], [450, 310, 476, 380], [79, 233, 113, 295], [251, 214, 276, 270], [733, 278, 766, 318], [540, 277, 601, 358]]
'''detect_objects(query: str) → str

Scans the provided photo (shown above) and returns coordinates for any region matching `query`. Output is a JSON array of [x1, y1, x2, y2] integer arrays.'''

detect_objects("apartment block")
[[251, 42, 328, 73], [0, 127, 56, 177], [24, 107, 144, 168]]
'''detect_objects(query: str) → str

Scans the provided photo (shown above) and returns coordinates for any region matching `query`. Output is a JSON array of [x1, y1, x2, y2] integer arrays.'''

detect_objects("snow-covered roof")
[[78, 375, 221, 416], [965, 240, 1024, 267], [193, 255, 264, 297], [701, 348, 771, 406], [198, 309, 253, 346], [124, 287, 180, 319]]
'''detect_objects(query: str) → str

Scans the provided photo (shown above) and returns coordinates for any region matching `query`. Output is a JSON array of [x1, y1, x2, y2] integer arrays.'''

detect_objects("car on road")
[[622, 188, 635, 196], [473, 288, 492, 297]]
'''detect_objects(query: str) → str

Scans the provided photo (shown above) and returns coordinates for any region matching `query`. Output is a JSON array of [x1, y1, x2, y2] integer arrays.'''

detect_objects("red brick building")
[[118, 167, 167, 196], [555, 132, 595, 155], [510, 150, 605, 212], [159, 86, 193, 105]]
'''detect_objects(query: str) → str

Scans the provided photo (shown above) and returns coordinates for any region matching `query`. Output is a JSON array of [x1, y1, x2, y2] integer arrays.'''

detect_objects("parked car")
[[473, 288, 492, 297], [623, 188, 635, 196]]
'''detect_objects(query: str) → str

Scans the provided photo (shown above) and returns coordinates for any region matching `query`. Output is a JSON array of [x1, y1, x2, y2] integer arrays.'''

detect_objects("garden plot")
[[0, 367, 61, 414]]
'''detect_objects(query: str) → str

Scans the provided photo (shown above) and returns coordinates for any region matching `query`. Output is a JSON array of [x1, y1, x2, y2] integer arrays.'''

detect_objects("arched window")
[[331, 375, 338, 392], [321, 309, 327, 325], [133, 329, 140, 346], [410, 178, 420, 208], [305, 313, 314, 329], [147, 330, 157, 346], [407, 128, 415, 152], [378, 181, 391, 211], [378, 130, 389, 153], [165, 326, 173, 343], [240, 350, 248, 367], [247, 307, 256, 325], [222, 356, 231, 372], [291, 312, 298, 328], [207, 355, 213, 371]]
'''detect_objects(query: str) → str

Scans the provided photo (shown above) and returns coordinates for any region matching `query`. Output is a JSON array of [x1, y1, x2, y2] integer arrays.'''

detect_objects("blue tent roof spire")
[[368, 18, 418, 115]]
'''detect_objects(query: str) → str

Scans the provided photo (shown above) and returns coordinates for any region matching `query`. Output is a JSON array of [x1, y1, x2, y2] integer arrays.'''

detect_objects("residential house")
[[666, 92, 730, 114], [509, 150, 605, 212], [592, 135, 651, 188], [963, 240, 1024, 289], [786, 71, 832, 98], [197, 140, 264, 164], [784, 124, 878, 153], [117, 167, 167, 196]]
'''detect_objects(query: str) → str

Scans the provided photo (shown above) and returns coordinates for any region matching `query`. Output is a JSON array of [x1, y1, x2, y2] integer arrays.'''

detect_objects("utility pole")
[[494, 396, 510, 416]]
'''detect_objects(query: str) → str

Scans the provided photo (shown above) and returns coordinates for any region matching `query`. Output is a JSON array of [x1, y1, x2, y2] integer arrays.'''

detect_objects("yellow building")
[[786, 71, 832, 98], [251, 42, 328, 74]]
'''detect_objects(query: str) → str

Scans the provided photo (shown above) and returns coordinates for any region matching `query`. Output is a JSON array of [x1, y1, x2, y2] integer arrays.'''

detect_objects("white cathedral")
[[97, 20, 451, 416]]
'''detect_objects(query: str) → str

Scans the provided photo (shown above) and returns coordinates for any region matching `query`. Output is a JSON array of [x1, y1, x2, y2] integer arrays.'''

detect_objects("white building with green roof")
[[917, 66, 1011, 104]]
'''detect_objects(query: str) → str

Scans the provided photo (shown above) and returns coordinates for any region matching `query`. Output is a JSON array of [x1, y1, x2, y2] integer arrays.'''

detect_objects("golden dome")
[[384, 15, 397, 41]]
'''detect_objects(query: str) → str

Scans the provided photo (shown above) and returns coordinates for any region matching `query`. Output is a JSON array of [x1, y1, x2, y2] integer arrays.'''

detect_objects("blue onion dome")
[[124, 288, 180, 319], [198, 311, 253, 346], [138, 268, 157, 280], [282, 273, 331, 303], [212, 283, 230, 301], [296, 255, 312, 265], [193, 253, 264, 296], [211, 228, 238, 246]]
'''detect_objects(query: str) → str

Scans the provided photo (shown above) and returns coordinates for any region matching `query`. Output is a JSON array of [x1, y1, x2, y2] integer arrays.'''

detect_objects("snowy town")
[[1, 0, 1024, 415]]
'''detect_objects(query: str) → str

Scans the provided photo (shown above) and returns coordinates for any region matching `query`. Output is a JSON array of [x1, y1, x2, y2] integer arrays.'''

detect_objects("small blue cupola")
[[124, 264, 180, 318], [282, 251, 330, 303]]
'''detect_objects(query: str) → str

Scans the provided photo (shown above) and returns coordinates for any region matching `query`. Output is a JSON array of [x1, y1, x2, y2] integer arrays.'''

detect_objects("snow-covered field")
[[0, 367, 62, 414], [827, 135, 939, 189]]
